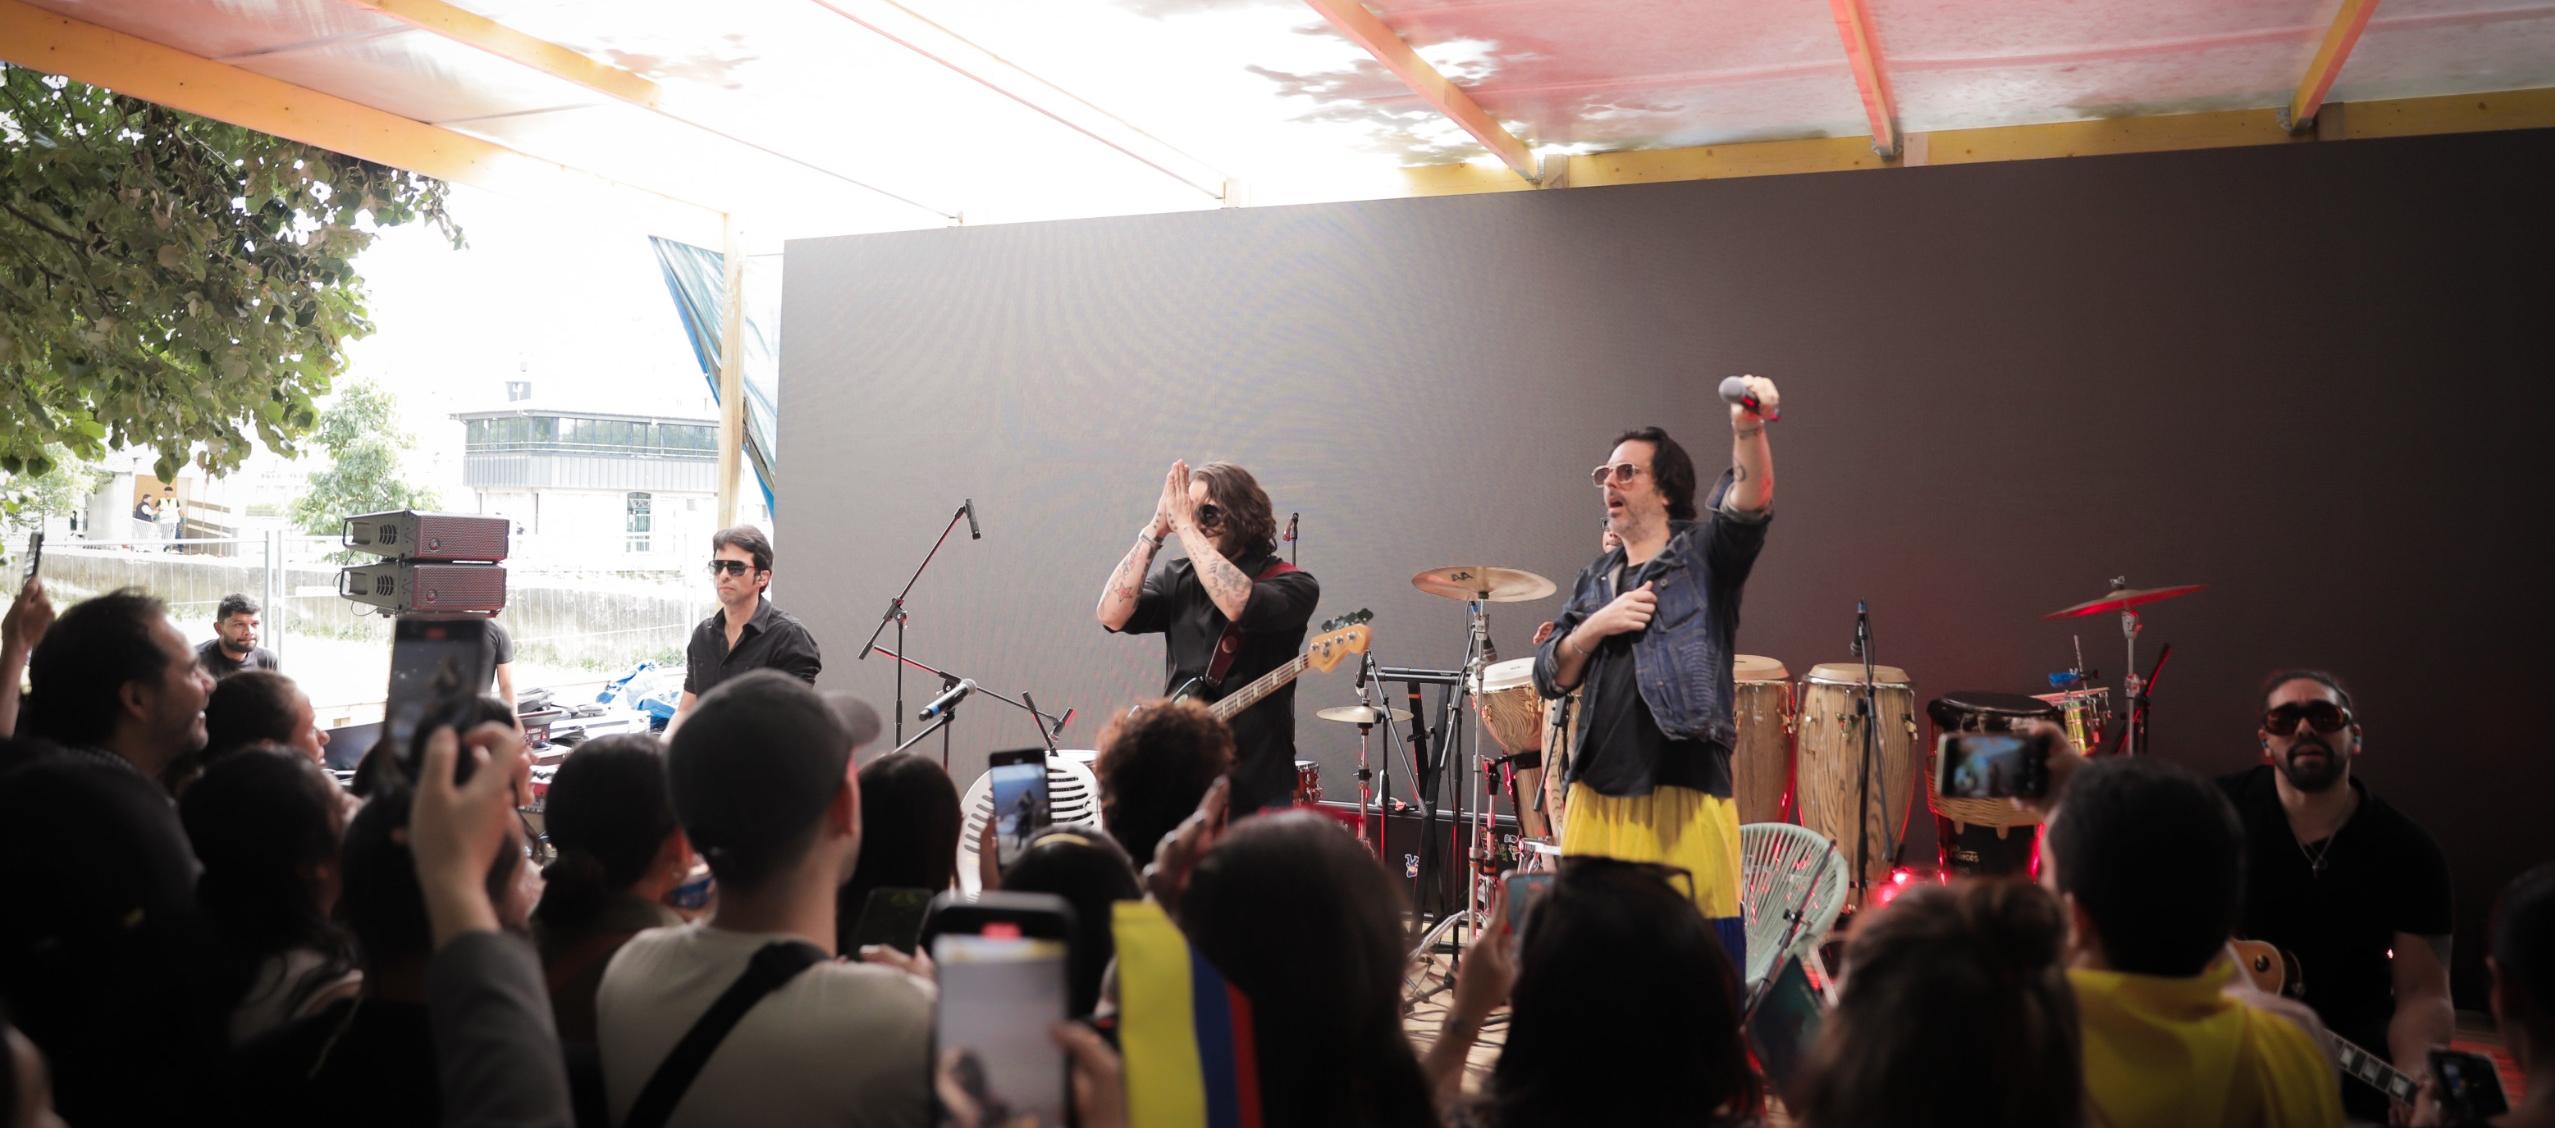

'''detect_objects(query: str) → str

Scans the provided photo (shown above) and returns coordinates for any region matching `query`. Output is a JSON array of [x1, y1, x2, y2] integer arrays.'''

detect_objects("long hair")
[[1612, 427, 1698, 521], [1790, 879, 2084, 1128], [1486, 858, 1758, 1125], [837, 752, 961, 953], [1001, 830, 1141, 1018], [178, 746, 355, 1021], [1178, 812, 1432, 1128], [534, 736, 677, 934], [1190, 462, 1279, 558]]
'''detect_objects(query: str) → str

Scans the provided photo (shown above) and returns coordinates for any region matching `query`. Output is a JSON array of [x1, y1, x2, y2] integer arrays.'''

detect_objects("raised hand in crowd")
[[0, 577, 53, 741], [1142, 775, 1228, 914]]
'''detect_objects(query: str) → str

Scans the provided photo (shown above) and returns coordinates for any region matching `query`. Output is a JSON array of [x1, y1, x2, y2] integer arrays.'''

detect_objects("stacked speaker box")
[[338, 511, 510, 615]]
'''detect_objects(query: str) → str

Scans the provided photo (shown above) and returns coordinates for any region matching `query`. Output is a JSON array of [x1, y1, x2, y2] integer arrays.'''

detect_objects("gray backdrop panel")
[[779, 128, 2555, 1000]]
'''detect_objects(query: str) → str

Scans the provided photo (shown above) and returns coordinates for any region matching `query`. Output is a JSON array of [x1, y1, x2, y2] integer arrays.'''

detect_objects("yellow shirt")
[[2071, 961, 2345, 1128]]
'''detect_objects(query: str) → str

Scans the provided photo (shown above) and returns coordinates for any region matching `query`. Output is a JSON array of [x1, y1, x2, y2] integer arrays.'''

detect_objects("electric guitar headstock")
[[1304, 610, 1373, 672]]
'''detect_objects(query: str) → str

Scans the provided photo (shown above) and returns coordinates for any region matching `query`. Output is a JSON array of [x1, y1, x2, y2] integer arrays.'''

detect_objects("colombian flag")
[[1112, 901, 1261, 1128]]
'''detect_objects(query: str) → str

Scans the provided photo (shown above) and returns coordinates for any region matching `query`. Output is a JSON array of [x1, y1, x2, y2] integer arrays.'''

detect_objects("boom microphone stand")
[[856, 499, 979, 746], [1852, 600, 1880, 906], [874, 645, 1074, 769]]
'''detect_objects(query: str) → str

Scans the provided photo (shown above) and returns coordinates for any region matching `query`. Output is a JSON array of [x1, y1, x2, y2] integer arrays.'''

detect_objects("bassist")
[[1097, 459, 1319, 814]]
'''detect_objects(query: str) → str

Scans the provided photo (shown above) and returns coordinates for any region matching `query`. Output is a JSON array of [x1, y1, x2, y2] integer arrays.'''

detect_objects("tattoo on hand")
[[1735, 426, 1763, 439]]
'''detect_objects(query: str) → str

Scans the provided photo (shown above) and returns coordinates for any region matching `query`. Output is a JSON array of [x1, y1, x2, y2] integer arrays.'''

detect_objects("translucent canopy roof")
[[11, 0, 2555, 243]]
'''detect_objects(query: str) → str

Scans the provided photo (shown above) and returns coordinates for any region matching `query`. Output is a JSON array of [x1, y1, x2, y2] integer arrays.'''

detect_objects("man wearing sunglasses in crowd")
[[1096, 459, 1318, 815], [2220, 669, 2455, 1124], [668, 525, 823, 737], [1531, 375, 1778, 970]]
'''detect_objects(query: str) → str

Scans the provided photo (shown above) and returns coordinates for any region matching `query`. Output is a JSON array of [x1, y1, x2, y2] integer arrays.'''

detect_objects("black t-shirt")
[[2219, 765, 2451, 1115], [230, 996, 437, 1127], [194, 638, 279, 680], [482, 619, 515, 692], [1115, 547, 1320, 815], [1569, 556, 1732, 799], [684, 596, 823, 696]]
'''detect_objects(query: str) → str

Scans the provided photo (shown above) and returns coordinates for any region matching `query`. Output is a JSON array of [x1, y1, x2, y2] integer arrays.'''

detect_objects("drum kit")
[[1315, 566, 2205, 927]]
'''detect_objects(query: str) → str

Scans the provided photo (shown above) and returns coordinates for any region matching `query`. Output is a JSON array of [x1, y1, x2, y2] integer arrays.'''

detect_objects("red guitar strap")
[[1205, 559, 1299, 687]]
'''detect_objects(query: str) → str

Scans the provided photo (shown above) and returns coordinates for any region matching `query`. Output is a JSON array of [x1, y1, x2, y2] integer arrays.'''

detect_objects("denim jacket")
[[1533, 496, 1771, 749]]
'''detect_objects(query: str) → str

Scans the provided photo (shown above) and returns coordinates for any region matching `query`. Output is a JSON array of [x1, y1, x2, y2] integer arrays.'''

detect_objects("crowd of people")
[[1, 565, 2548, 1128]]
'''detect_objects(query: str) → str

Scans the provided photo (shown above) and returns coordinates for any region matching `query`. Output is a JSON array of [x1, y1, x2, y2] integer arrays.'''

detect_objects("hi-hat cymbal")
[[1412, 565, 1555, 603], [1316, 705, 1412, 726], [2043, 583, 2206, 621]]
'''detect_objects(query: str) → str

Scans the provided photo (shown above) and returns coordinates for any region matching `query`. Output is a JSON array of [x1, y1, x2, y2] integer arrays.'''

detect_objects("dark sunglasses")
[[1196, 503, 1225, 527], [2264, 700, 2353, 736], [707, 559, 755, 577]]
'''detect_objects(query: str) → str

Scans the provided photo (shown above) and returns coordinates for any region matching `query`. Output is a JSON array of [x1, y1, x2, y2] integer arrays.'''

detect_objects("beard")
[[2274, 735, 2347, 792]]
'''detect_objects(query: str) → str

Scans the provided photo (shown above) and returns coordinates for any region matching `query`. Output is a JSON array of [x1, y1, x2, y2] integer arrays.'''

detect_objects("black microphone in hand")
[[963, 499, 981, 541], [1718, 376, 1779, 422], [919, 678, 976, 721]]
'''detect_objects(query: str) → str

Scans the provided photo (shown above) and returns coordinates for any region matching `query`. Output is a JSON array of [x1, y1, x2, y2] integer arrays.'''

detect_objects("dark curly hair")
[[1095, 699, 1233, 868]]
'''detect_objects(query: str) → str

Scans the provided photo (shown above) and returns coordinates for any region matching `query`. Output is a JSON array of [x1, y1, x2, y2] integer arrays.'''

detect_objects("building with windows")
[[454, 404, 751, 565]]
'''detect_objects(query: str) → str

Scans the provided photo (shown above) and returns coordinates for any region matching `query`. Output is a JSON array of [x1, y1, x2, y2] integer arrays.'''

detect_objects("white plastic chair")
[[955, 752, 1103, 895], [1740, 822, 1849, 991]]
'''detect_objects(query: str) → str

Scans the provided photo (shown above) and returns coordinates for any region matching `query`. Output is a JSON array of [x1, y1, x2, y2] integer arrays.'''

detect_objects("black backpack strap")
[[623, 941, 827, 1128]]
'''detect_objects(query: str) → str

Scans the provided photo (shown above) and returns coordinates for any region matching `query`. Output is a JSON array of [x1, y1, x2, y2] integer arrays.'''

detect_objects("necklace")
[[2297, 833, 2338, 877]]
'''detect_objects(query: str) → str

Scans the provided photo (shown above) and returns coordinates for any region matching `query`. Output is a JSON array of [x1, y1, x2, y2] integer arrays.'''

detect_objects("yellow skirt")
[[1561, 782, 1747, 968]]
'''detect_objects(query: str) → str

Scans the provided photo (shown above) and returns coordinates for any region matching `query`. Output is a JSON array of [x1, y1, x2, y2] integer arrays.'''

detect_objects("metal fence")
[[35, 533, 700, 723]]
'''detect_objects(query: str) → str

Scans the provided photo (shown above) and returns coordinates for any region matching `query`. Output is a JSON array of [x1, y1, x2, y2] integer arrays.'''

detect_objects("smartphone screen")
[[986, 750, 1051, 870], [1745, 954, 1826, 1093], [850, 886, 935, 955], [1935, 733, 2046, 799], [385, 617, 493, 776], [1503, 871, 1554, 934], [2430, 1048, 2510, 1118], [934, 929, 1070, 1127]]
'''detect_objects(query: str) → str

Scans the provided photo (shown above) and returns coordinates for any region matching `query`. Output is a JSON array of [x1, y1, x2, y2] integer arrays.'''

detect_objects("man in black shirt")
[[1532, 377, 1778, 966], [196, 592, 279, 680], [1096, 460, 1319, 815], [2220, 669, 2454, 1123], [668, 526, 822, 737]]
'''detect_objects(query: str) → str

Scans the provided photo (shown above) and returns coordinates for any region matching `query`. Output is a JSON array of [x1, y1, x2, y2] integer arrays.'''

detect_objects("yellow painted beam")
[[340, 0, 660, 107], [2286, 0, 2381, 130], [1828, 0, 1902, 156], [2334, 86, 2555, 139], [1924, 107, 2308, 164], [1303, 0, 1539, 183], [715, 216, 747, 530], [0, 0, 723, 244], [1569, 136, 1895, 185], [334, 0, 956, 220]]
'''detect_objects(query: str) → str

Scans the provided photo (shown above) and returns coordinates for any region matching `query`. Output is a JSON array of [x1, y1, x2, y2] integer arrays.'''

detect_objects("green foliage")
[[0, 63, 461, 513], [290, 379, 440, 537], [0, 445, 107, 527]]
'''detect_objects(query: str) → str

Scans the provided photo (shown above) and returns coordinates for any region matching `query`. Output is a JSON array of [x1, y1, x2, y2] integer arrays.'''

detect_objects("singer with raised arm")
[[1096, 460, 1320, 815], [1532, 377, 1778, 966]]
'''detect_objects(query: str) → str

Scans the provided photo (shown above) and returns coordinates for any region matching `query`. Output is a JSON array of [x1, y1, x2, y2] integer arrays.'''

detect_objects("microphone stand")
[[874, 645, 1074, 770], [857, 502, 975, 746]]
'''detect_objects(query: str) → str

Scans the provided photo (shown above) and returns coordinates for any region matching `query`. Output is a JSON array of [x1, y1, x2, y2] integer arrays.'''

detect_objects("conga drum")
[[1795, 662, 1917, 897], [1925, 692, 2057, 878], [1471, 656, 1552, 839], [1729, 655, 1795, 825]]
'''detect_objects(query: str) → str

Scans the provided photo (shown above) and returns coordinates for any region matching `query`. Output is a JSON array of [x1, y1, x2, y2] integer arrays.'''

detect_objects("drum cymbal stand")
[[2117, 592, 2144, 757], [1404, 597, 1493, 1009]]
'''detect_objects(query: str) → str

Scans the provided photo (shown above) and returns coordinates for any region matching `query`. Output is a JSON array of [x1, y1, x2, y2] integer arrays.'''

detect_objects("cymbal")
[[2043, 583, 2206, 621], [1412, 565, 1555, 603], [1316, 705, 1412, 726]]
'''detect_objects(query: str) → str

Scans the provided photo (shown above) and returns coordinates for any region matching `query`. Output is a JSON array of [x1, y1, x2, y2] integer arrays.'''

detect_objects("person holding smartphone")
[[1532, 380, 1779, 966]]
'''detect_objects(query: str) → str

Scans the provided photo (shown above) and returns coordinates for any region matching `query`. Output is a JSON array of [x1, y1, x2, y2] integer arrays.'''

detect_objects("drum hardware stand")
[[855, 500, 979, 747], [2114, 580, 2146, 756], [1402, 596, 1498, 1008], [2111, 644, 2172, 757], [1851, 599, 1883, 905]]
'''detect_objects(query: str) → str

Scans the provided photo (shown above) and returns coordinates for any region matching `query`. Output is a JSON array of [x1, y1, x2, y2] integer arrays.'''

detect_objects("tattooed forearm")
[[1096, 534, 1160, 627], [1186, 535, 1256, 621]]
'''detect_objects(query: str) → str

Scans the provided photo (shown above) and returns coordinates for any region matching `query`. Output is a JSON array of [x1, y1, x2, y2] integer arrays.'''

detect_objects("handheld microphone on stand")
[[963, 499, 981, 541], [918, 679, 976, 721], [1284, 511, 1298, 564], [1853, 599, 1869, 657]]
